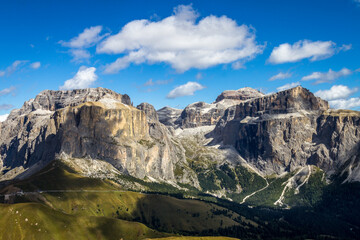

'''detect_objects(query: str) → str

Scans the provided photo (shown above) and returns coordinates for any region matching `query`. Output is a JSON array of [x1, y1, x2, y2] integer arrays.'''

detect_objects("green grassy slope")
[[0, 161, 251, 238], [2, 160, 360, 239], [0, 202, 167, 240]]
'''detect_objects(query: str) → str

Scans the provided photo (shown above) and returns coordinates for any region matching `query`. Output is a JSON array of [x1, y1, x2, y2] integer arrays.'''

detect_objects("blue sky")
[[1, 0, 360, 120]]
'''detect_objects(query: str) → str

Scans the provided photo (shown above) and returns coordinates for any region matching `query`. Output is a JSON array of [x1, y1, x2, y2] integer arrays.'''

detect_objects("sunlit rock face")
[[214, 86, 360, 176], [0, 88, 193, 184], [0, 85, 359, 187], [164, 87, 264, 129]]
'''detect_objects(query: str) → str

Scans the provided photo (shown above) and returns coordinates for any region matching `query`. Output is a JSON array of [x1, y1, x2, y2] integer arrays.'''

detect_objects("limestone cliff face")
[[157, 107, 182, 127], [0, 88, 191, 184], [164, 87, 264, 129], [1, 86, 359, 186], [52, 101, 182, 181], [214, 87, 264, 103], [214, 86, 360, 176]]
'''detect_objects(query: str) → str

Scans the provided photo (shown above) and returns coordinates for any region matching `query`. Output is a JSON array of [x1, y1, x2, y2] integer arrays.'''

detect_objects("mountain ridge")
[[1, 85, 359, 203]]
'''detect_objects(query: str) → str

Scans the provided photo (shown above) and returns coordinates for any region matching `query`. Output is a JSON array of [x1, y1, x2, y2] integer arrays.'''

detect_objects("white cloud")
[[166, 81, 205, 98], [60, 26, 106, 48], [329, 98, 360, 109], [268, 40, 349, 64], [269, 72, 292, 81], [7, 60, 28, 74], [98, 4, 263, 73], [340, 44, 352, 51], [0, 86, 16, 96], [60, 66, 98, 90], [60, 26, 108, 62], [0, 60, 28, 77], [70, 49, 91, 62], [276, 82, 300, 92], [30, 62, 41, 69], [0, 114, 9, 122], [0, 104, 14, 110], [301, 68, 352, 84], [315, 85, 358, 101]]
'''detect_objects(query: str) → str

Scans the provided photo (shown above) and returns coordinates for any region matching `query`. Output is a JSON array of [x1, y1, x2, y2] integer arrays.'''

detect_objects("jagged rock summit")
[[158, 87, 265, 129], [7, 87, 131, 120], [214, 87, 264, 103], [215, 86, 359, 176], [0, 87, 194, 185], [1, 85, 360, 193]]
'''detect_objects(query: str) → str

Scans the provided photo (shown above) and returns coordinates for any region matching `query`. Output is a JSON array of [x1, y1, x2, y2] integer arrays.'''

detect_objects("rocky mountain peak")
[[268, 86, 329, 113], [137, 102, 159, 122], [8, 87, 131, 120], [215, 87, 264, 103], [157, 106, 183, 127]]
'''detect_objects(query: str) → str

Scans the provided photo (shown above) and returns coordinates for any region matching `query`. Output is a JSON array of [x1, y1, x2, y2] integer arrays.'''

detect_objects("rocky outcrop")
[[178, 100, 236, 128], [214, 86, 360, 176], [157, 107, 182, 127], [215, 87, 264, 103], [175, 88, 265, 129], [137, 103, 159, 122], [1, 85, 359, 188], [0, 88, 194, 185], [7, 88, 131, 120]]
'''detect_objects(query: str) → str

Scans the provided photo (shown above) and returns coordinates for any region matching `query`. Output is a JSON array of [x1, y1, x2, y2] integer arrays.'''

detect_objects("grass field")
[[0, 202, 167, 240], [0, 161, 250, 239]]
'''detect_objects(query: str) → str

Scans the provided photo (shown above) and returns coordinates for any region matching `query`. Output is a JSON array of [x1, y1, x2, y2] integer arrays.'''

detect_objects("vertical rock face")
[[214, 86, 360, 175], [157, 106, 182, 127], [214, 87, 264, 103], [1, 85, 359, 186], [0, 88, 189, 183], [8, 88, 131, 118], [161, 87, 264, 129], [137, 103, 159, 122], [53, 101, 180, 180]]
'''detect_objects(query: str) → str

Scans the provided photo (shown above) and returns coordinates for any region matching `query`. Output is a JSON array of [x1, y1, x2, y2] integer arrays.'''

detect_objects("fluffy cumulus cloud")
[[30, 62, 41, 69], [97, 5, 264, 73], [268, 40, 350, 64], [301, 68, 352, 84], [166, 81, 205, 99], [315, 85, 358, 101], [0, 114, 9, 122], [276, 82, 300, 92], [60, 26, 107, 62], [329, 98, 360, 109], [60, 66, 98, 90], [269, 72, 292, 81], [315, 85, 360, 109]]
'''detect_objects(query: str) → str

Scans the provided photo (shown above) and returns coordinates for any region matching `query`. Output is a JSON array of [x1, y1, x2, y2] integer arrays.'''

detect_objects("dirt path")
[[240, 177, 269, 204]]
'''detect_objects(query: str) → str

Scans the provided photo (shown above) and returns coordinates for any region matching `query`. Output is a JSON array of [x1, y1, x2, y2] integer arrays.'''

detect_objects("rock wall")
[[0, 88, 192, 184], [214, 86, 360, 175]]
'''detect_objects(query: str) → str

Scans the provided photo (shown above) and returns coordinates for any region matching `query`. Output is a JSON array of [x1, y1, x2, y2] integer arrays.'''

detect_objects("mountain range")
[[0, 86, 359, 239]]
